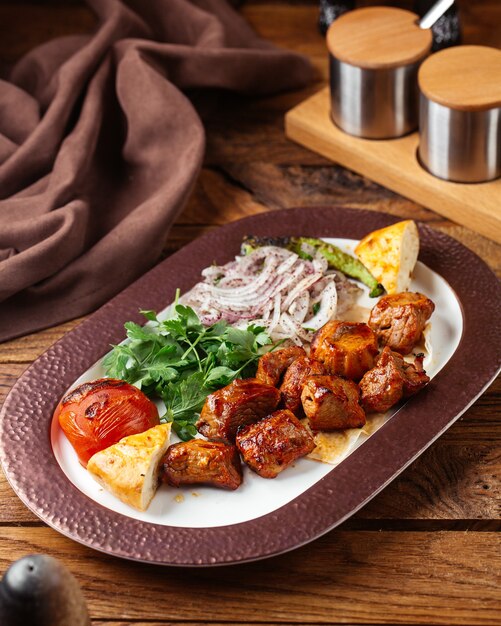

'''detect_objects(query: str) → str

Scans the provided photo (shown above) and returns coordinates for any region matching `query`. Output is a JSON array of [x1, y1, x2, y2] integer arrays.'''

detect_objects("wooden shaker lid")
[[327, 7, 432, 70], [419, 45, 501, 111]]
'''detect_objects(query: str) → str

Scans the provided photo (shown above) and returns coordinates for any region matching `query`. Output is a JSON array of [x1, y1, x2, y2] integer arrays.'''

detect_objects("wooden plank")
[[0, 321, 85, 365], [0, 528, 499, 625], [242, 4, 328, 78], [180, 168, 268, 226], [183, 169, 500, 276], [0, 4, 95, 69], [220, 161, 438, 219], [285, 88, 501, 244], [358, 442, 501, 520]]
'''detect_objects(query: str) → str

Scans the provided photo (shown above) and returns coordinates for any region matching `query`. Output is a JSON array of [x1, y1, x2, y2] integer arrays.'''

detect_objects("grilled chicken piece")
[[197, 378, 280, 443], [310, 321, 379, 380], [301, 375, 366, 431], [368, 292, 435, 355], [256, 346, 306, 387], [161, 439, 242, 490], [280, 356, 326, 415], [236, 409, 315, 478], [359, 347, 430, 413]]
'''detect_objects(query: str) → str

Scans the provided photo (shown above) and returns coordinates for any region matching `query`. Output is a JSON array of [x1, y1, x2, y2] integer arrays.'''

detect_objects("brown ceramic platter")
[[1, 207, 500, 566]]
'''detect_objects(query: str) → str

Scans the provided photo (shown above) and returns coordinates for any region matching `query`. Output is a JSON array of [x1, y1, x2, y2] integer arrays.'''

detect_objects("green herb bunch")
[[103, 303, 272, 441]]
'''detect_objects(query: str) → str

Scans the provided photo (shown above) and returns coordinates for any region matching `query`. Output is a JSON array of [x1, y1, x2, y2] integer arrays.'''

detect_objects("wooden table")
[[0, 1, 500, 624]]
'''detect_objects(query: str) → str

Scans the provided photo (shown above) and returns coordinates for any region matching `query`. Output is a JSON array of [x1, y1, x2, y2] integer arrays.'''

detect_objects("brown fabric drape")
[[0, 0, 313, 342]]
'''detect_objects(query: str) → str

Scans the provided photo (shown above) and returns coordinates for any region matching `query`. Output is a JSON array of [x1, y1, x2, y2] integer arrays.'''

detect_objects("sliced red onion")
[[282, 271, 323, 310], [301, 281, 338, 331], [180, 245, 361, 344], [289, 291, 309, 324]]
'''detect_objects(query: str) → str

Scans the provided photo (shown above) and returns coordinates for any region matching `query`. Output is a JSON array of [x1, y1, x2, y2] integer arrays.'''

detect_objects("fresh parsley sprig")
[[103, 304, 274, 441]]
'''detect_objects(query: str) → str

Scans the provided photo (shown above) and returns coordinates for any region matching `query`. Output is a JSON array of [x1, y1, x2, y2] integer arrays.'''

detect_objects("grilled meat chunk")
[[161, 439, 242, 490], [280, 356, 326, 415], [236, 409, 315, 478], [359, 347, 430, 413], [301, 375, 366, 431], [197, 378, 280, 443], [310, 320, 378, 380], [256, 346, 306, 387], [368, 292, 435, 355]]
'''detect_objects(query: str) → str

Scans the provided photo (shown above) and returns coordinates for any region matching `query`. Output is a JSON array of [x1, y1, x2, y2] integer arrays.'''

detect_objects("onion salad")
[[181, 245, 361, 345]]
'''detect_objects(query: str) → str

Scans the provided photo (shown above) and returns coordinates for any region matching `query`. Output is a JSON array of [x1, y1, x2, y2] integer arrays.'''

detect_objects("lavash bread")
[[87, 423, 171, 511]]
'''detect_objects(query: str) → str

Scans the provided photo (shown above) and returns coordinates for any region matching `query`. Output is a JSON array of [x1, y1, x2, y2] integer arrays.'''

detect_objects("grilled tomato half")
[[54, 378, 159, 467]]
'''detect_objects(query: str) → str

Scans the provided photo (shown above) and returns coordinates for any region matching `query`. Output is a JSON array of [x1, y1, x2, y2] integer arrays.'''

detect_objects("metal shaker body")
[[330, 56, 422, 139], [419, 96, 501, 183]]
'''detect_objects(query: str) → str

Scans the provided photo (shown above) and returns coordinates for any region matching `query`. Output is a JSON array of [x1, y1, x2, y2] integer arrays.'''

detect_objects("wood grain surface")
[[418, 45, 501, 110], [0, 1, 500, 625], [326, 7, 432, 68]]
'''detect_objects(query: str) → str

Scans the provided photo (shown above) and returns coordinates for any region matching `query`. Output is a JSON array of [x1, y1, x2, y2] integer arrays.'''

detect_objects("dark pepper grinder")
[[413, 0, 461, 50], [319, 0, 355, 35], [0, 555, 90, 626]]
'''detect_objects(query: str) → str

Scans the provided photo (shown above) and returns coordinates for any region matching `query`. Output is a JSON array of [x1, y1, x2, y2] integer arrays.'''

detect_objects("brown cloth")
[[0, 0, 312, 342]]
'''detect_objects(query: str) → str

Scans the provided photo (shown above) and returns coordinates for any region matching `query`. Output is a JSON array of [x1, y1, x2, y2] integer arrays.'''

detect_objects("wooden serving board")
[[285, 87, 501, 244]]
